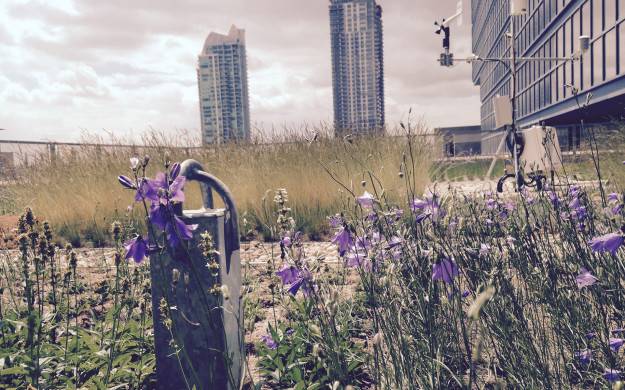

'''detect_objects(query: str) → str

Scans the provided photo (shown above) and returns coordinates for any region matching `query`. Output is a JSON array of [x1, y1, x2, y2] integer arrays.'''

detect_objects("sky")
[[0, 0, 480, 143]]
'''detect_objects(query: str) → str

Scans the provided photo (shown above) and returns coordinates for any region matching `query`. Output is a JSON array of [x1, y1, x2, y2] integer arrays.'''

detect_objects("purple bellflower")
[[356, 191, 375, 208], [432, 258, 459, 284], [589, 232, 625, 255], [260, 334, 277, 350], [610, 338, 625, 352], [147, 172, 186, 204], [604, 369, 621, 383], [276, 265, 299, 285], [346, 250, 372, 271], [576, 268, 598, 289], [608, 192, 620, 203], [165, 216, 197, 248], [412, 195, 445, 223], [328, 214, 343, 229], [124, 235, 148, 263], [332, 226, 353, 256], [287, 269, 314, 297]]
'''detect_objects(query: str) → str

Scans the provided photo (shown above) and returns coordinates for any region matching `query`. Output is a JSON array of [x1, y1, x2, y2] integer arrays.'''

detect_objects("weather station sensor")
[[435, 1, 462, 67], [434, 0, 588, 192]]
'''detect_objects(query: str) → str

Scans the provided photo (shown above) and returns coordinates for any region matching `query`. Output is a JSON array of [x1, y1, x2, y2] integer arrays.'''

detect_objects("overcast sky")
[[0, 0, 480, 142]]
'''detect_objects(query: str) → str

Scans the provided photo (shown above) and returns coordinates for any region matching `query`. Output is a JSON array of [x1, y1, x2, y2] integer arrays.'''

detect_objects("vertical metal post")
[[510, 16, 522, 191], [149, 159, 243, 389]]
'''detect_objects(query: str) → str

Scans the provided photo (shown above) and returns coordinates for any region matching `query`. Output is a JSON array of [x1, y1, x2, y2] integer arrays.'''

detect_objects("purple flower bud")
[[130, 157, 140, 170], [170, 162, 181, 180], [118, 175, 136, 190], [281, 236, 292, 247]]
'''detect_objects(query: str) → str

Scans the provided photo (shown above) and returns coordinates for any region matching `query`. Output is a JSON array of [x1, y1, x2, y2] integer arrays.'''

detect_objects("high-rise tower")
[[330, 0, 385, 136], [197, 25, 250, 144]]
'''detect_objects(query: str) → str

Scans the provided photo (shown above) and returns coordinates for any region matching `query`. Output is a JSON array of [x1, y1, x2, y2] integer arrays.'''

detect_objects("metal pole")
[[510, 16, 521, 191]]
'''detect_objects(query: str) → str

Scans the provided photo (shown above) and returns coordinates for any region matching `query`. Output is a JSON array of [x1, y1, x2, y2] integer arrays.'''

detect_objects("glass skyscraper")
[[472, 0, 625, 153], [330, 0, 385, 136], [197, 25, 250, 145]]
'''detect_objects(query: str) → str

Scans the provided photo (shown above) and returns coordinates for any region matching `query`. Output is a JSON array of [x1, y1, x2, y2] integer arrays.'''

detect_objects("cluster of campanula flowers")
[[268, 188, 315, 298], [346, 184, 625, 384], [118, 157, 197, 263]]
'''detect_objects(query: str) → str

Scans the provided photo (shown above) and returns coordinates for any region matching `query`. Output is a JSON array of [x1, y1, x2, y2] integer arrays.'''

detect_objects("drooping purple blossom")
[[586, 332, 597, 340], [589, 232, 625, 255], [412, 195, 445, 223], [479, 243, 491, 256], [124, 235, 148, 263], [356, 191, 375, 208], [603, 369, 621, 383], [576, 268, 598, 289], [548, 191, 560, 208], [165, 216, 197, 248], [610, 338, 625, 352], [327, 214, 343, 229], [260, 334, 277, 350], [346, 250, 372, 271], [276, 265, 299, 285], [432, 258, 459, 284], [287, 269, 314, 297], [485, 198, 497, 210], [147, 172, 186, 204], [386, 236, 403, 249], [332, 226, 353, 256], [149, 203, 170, 229], [608, 192, 620, 203], [575, 349, 592, 365]]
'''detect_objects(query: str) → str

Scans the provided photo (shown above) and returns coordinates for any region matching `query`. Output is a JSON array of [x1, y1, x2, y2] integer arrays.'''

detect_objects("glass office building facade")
[[197, 25, 250, 145], [472, 0, 625, 153], [330, 0, 385, 135]]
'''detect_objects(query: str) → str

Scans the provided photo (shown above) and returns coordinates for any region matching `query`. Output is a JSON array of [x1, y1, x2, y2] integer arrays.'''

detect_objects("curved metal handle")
[[178, 159, 240, 253]]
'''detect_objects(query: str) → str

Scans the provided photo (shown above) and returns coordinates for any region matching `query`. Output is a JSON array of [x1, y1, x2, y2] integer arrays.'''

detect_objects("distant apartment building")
[[472, 0, 625, 154], [197, 25, 250, 145], [329, 0, 385, 136]]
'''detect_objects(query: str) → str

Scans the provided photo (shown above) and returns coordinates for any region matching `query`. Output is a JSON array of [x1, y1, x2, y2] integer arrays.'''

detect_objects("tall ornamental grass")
[[7, 127, 433, 246]]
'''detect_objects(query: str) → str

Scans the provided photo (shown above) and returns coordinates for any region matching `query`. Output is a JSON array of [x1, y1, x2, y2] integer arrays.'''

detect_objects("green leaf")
[[0, 366, 28, 376]]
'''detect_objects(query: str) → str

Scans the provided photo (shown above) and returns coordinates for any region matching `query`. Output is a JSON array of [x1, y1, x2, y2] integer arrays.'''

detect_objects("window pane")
[[606, 0, 617, 28], [606, 28, 617, 78], [593, 39, 604, 83], [594, 0, 604, 36], [583, 1, 591, 36]]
